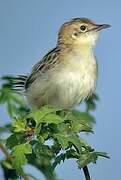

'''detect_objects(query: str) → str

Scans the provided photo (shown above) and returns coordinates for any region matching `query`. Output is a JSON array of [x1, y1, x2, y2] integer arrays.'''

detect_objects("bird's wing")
[[25, 47, 60, 89]]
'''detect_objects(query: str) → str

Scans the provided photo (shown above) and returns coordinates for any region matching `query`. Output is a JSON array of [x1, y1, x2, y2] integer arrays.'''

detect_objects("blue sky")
[[0, 0, 121, 180]]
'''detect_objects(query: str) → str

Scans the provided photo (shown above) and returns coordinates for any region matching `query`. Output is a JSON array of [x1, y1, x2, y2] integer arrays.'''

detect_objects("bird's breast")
[[55, 55, 97, 107], [26, 53, 97, 109]]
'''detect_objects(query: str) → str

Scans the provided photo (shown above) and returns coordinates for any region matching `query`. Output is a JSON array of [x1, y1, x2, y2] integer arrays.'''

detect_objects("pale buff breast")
[[51, 54, 97, 108], [26, 52, 97, 109]]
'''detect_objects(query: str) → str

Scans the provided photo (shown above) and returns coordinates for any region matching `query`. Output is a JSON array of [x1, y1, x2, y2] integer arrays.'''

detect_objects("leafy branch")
[[0, 76, 109, 180]]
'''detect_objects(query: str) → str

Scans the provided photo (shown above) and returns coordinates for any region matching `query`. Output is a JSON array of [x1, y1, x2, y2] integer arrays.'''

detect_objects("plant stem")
[[83, 166, 91, 180], [0, 143, 11, 160]]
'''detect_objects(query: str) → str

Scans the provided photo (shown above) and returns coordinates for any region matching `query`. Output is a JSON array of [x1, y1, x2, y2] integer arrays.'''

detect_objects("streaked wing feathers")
[[25, 47, 60, 89]]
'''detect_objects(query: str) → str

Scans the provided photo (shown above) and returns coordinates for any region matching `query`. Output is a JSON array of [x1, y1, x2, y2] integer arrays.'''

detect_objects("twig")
[[83, 166, 91, 180], [0, 143, 11, 160]]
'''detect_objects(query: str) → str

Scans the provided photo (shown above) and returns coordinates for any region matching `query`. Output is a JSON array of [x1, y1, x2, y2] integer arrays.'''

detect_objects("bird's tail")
[[12, 75, 28, 92]]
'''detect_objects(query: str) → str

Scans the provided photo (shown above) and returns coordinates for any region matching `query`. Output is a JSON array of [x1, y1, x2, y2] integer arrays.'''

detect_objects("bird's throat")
[[69, 43, 94, 61]]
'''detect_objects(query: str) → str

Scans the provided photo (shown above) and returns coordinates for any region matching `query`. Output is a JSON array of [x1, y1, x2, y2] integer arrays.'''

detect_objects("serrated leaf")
[[26, 110, 43, 124], [26, 107, 56, 125], [77, 150, 109, 168], [34, 142, 53, 157], [51, 149, 79, 171], [94, 151, 110, 159], [51, 153, 66, 171], [6, 134, 18, 148], [72, 110, 95, 123], [27, 106, 64, 126], [86, 94, 99, 112], [71, 119, 93, 133], [65, 110, 95, 131], [54, 134, 69, 149], [12, 143, 32, 170], [57, 123, 70, 135], [6, 133, 26, 148], [44, 114, 64, 124], [12, 119, 26, 132], [86, 101, 96, 111], [77, 153, 91, 168], [68, 134, 82, 154]]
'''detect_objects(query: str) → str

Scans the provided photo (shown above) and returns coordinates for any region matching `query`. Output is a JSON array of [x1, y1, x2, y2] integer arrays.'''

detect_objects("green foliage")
[[0, 76, 109, 180], [12, 143, 32, 171]]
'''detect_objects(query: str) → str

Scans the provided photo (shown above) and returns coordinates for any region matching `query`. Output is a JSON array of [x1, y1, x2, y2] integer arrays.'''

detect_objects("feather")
[[12, 75, 28, 92]]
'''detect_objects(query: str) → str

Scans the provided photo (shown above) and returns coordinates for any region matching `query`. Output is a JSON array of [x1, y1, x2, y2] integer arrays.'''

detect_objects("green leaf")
[[6, 133, 26, 148], [34, 142, 53, 157], [94, 151, 110, 159], [57, 123, 71, 135], [0, 89, 6, 104], [12, 143, 32, 171], [70, 119, 93, 133], [54, 134, 82, 154], [77, 153, 91, 168], [86, 94, 99, 112], [72, 110, 95, 124], [51, 153, 66, 171], [27, 106, 63, 125], [6, 134, 18, 148], [51, 149, 79, 171], [44, 114, 64, 124], [27, 110, 45, 125], [12, 119, 26, 132], [77, 151, 109, 168], [54, 134, 69, 149], [68, 134, 82, 154]]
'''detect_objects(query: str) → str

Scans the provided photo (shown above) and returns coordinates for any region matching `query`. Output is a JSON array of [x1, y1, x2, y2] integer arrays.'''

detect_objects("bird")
[[13, 18, 110, 109]]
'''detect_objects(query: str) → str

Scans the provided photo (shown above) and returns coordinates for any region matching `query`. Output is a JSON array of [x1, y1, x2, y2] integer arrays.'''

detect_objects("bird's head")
[[58, 18, 110, 49]]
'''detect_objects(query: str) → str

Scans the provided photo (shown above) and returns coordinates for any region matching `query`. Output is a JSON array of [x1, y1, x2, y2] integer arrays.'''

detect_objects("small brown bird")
[[14, 18, 110, 108]]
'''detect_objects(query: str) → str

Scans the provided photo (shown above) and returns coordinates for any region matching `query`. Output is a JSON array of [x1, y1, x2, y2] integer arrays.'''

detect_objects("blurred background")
[[0, 0, 121, 179]]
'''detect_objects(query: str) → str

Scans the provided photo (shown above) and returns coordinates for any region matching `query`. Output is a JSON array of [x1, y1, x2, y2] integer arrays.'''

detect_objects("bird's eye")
[[80, 25, 87, 32]]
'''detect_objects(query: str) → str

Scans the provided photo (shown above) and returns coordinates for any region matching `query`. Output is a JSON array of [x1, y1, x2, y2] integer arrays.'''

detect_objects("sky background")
[[0, 0, 121, 180]]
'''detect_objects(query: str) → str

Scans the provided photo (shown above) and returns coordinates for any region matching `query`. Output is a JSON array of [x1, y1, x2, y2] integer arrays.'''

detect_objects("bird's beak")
[[95, 24, 111, 31], [88, 24, 111, 32]]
